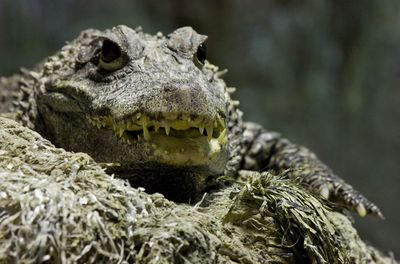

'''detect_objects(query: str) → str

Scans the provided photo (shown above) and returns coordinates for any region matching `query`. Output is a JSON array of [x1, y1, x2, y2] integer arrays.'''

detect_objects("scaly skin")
[[0, 25, 381, 216]]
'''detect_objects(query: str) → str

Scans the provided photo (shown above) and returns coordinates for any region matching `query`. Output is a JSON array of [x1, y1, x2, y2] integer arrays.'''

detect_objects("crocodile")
[[0, 25, 382, 217]]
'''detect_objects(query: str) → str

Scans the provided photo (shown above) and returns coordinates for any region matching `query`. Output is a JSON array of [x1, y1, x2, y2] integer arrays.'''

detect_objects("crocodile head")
[[31, 25, 238, 200]]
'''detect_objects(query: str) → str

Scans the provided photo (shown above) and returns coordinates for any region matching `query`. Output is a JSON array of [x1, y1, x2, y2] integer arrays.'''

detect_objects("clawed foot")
[[240, 127, 383, 218], [299, 172, 384, 218]]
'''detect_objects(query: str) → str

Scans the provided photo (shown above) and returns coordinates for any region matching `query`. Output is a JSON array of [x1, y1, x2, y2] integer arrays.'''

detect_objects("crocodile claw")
[[313, 175, 384, 219]]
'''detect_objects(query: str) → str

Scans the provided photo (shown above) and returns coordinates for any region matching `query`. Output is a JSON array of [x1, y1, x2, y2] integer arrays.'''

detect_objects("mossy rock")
[[0, 117, 396, 263]]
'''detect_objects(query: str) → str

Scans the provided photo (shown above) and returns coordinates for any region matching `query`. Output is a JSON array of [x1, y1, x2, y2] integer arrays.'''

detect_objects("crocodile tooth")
[[155, 124, 160, 132], [206, 126, 213, 140], [165, 124, 170, 136], [112, 121, 118, 131], [218, 118, 225, 128], [143, 126, 151, 141], [218, 128, 227, 145], [136, 113, 142, 120], [118, 128, 124, 138], [199, 126, 204, 135]]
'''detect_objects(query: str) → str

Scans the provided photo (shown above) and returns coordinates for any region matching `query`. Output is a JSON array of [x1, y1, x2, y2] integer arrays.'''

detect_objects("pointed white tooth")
[[199, 126, 204, 135], [218, 128, 227, 144], [206, 126, 213, 140], [218, 118, 225, 127], [118, 128, 124, 137], [165, 124, 170, 136], [143, 126, 151, 141], [155, 124, 160, 132]]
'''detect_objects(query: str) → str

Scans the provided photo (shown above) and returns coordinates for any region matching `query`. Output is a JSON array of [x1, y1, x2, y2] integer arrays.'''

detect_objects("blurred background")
[[0, 0, 399, 256]]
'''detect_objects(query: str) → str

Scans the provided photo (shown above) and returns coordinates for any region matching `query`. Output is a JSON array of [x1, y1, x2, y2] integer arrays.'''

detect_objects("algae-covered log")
[[0, 117, 396, 263]]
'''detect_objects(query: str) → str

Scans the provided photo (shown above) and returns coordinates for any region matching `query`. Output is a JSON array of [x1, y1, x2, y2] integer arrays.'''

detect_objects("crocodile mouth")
[[87, 113, 227, 165]]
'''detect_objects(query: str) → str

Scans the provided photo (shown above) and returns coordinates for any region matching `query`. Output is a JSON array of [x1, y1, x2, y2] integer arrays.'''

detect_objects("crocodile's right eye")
[[98, 39, 125, 71]]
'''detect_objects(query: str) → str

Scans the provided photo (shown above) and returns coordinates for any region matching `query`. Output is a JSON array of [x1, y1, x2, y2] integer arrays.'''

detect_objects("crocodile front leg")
[[241, 122, 383, 218]]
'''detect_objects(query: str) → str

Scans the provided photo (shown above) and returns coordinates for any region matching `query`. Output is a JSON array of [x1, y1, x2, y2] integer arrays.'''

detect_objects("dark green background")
[[1, 0, 398, 256]]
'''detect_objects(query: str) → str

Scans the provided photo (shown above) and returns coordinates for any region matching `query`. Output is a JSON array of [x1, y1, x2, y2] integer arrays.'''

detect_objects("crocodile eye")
[[101, 40, 121, 62], [98, 39, 125, 71], [196, 43, 207, 64]]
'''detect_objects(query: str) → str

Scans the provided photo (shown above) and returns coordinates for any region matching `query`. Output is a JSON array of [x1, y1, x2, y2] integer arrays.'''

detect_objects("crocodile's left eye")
[[98, 39, 125, 71], [195, 43, 207, 65]]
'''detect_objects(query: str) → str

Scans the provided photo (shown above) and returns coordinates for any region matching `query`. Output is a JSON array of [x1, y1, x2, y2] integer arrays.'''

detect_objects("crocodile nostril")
[[163, 83, 189, 92], [163, 86, 175, 92]]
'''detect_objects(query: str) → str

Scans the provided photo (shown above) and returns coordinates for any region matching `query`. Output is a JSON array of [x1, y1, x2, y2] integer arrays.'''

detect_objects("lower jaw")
[[106, 135, 229, 202], [149, 134, 224, 166]]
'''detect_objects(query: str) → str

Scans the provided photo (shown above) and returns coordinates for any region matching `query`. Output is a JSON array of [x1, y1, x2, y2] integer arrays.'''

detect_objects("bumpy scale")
[[0, 25, 382, 217]]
